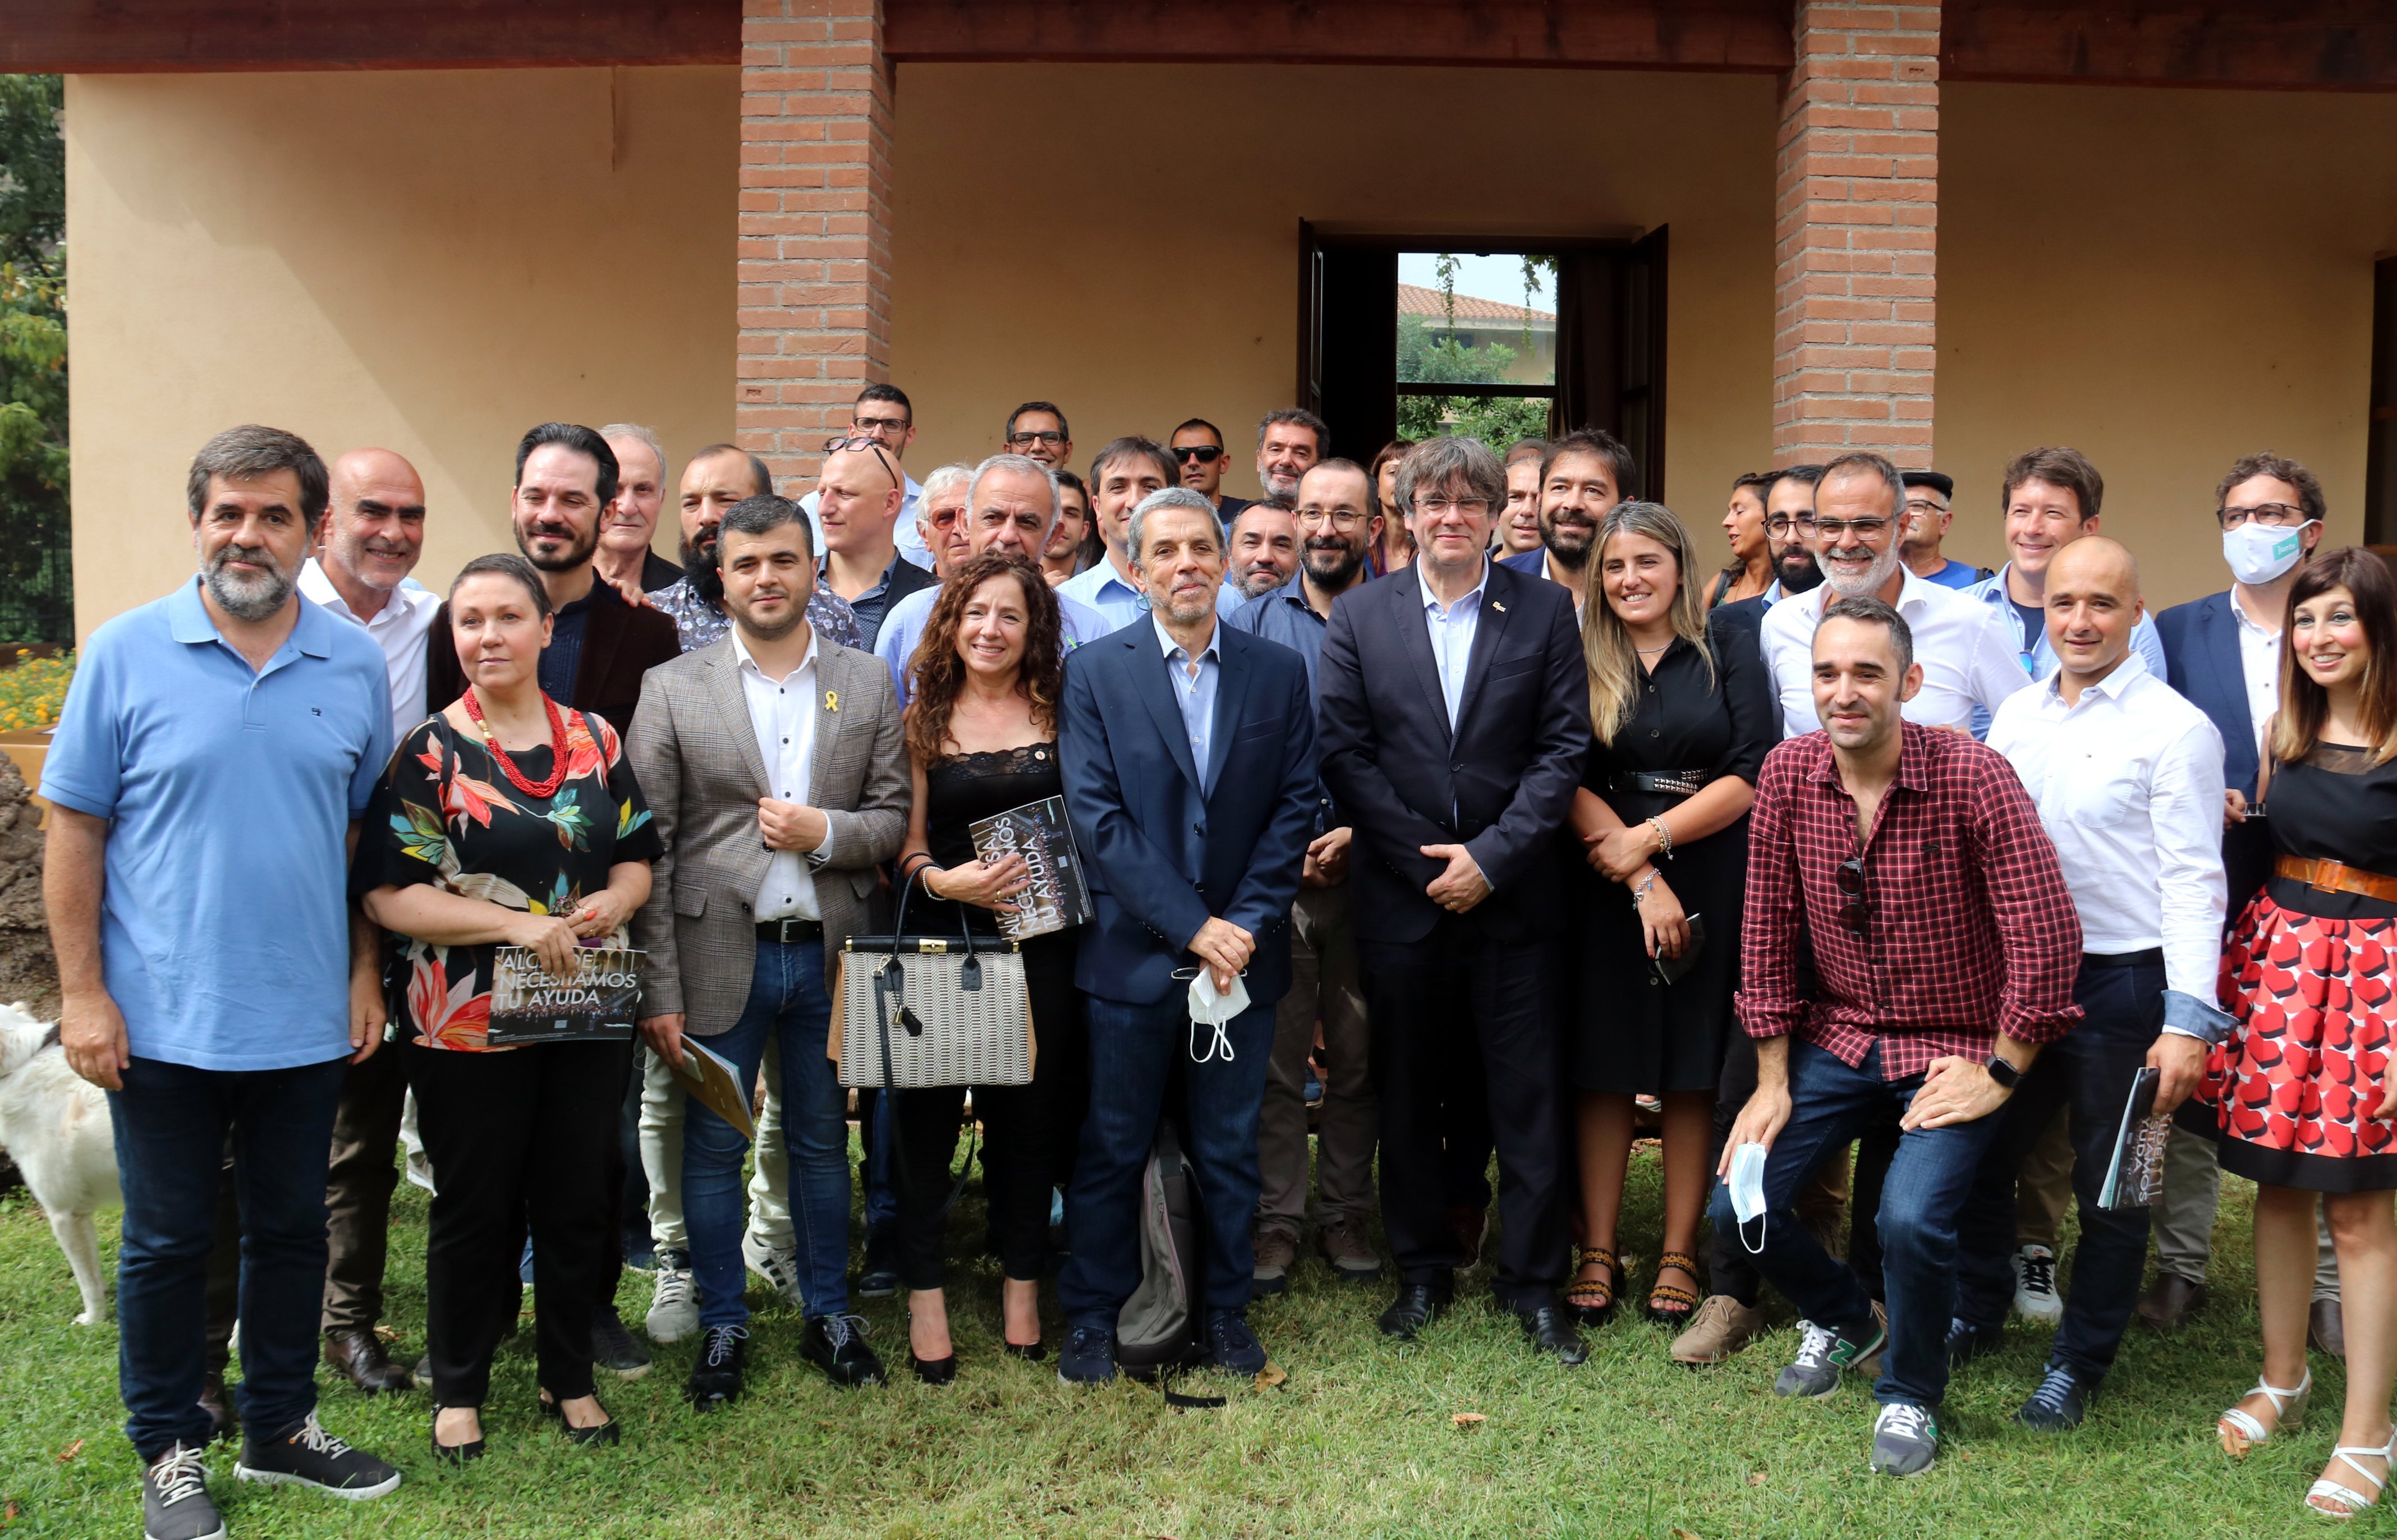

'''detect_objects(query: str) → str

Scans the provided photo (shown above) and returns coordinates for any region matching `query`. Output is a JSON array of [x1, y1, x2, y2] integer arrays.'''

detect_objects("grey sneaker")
[[646, 1248, 699, 1343], [1870, 1401, 1940, 1476], [1774, 1317, 1886, 1400], [742, 1229, 806, 1308], [590, 1307, 653, 1380], [1252, 1226, 1298, 1296], [143, 1442, 224, 1540], [232, 1412, 401, 1500]]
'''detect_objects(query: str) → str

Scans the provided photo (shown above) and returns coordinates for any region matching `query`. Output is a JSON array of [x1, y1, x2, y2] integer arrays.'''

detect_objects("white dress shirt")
[[1421, 560, 1489, 732], [1988, 652, 2233, 1035], [2229, 586, 2282, 757], [1059, 554, 1245, 634], [731, 627, 835, 922], [1759, 565, 2030, 739], [298, 557, 441, 743]]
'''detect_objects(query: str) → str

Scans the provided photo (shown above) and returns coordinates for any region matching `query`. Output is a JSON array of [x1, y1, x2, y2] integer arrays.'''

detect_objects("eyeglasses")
[[1416, 498, 1491, 517], [1836, 856, 1871, 938], [1903, 498, 1947, 517], [1297, 507, 1367, 531], [926, 505, 967, 528], [1764, 515, 1804, 537], [1810, 517, 1891, 541], [850, 415, 910, 436], [1172, 445, 1223, 465], [2217, 502, 2311, 531], [821, 438, 902, 488], [1006, 430, 1066, 449]]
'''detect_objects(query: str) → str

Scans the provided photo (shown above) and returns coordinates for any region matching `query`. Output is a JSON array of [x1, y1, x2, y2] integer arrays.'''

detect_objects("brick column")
[[1771, 2, 1939, 468], [738, 0, 893, 495]]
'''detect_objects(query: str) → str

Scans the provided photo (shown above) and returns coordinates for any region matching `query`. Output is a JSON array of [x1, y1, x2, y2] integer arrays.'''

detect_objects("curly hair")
[[904, 553, 1064, 765]]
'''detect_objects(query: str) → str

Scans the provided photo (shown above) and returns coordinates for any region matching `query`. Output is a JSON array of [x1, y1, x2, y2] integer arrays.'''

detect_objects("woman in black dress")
[[358, 554, 661, 1458], [1563, 502, 1776, 1334], [2187, 548, 2397, 1517], [888, 552, 1086, 1381]]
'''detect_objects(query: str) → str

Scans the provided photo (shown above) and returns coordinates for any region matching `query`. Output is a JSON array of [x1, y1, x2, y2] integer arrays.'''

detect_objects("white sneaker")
[[2012, 1243, 2063, 1323], [645, 1249, 698, 1343], [742, 1229, 805, 1308]]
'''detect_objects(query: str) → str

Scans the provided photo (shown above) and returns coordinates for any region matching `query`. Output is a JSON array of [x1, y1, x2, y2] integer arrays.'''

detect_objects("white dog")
[[0, 1002, 120, 1323]]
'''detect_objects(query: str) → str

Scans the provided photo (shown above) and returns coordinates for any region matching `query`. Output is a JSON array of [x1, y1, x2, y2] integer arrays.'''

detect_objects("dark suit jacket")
[[1498, 548, 1544, 575], [1710, 591, 1770, 644], [1059, 619, 1319, 1007], [2156, 587, 2275, 909], [1317, 559, 1591, 945], [424, 576, 681, 743]]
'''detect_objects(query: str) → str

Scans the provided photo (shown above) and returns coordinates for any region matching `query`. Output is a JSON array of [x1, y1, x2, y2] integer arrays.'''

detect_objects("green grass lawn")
[[0, 1147, 2385, 1539]]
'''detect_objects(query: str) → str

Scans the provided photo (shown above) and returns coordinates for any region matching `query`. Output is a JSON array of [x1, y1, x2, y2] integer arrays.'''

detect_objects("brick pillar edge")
[[1772, 2, 1939, 469], [738, 0, 893, 497]]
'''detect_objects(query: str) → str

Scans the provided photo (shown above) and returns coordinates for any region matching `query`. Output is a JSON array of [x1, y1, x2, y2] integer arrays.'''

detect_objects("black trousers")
[[1707, 1029, 1762, 1306], [407, 1037, 633, 1407], [322, 1043, 409, 1333], [892, 946, 1086, 1289], [1361, 920, 1567, 1305]]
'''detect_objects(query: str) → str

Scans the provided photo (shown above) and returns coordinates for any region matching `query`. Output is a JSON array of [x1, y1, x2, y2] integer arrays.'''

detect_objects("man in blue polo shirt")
[[45, 425, 401, 1540], [1228, 456, 1384, 1291]]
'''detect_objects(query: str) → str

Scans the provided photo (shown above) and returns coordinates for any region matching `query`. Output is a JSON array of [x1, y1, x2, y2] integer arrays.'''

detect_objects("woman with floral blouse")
[[358, 553, 660, 1461]]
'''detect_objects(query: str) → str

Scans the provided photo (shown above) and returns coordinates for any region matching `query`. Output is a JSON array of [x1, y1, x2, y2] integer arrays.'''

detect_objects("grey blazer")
[[628, 635, 908, 1035]]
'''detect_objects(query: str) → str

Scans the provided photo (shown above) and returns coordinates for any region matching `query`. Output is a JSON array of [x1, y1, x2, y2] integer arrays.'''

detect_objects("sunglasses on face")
[[1173, 445, 1223, 465], [1836, 856, 1870, 938]]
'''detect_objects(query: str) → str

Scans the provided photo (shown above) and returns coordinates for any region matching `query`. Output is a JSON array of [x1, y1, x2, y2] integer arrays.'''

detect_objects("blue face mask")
[[1728, 1142, 1770, 1254]]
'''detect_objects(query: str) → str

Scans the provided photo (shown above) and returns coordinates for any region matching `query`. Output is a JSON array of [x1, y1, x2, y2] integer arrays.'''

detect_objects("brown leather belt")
[[2278, 854, 2397, 903]]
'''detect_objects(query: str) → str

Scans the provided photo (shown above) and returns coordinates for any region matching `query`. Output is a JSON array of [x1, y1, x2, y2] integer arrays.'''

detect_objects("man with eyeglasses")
[[2146, 452, 2342, 1347], [1318, 436, 1593, 1364], [1256, 408, 1329, 504], [1895, 471, 1985, 591], [915, 462, 975, 580], [1229, 459, 1388, 1291], [1172, 418, 1250, 522], [874, 453, 1110, 706], [1060, 438, 1245, 631], [812, 438, 935, 650], [1713, 467, 1827, 639], [1003, 401, 1073, 470], [1716, 593, 2082, 1478], [797, 385, 930, 572], [1757, 452, 2026, 741], [1962, 448, 2166, 700]]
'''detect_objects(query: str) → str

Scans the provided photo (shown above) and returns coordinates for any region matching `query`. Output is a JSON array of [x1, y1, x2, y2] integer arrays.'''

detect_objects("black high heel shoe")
[[539, 1390, 622, 1447], [906, 1311, 959, 1386], [1001, 1338, 1048, 1362], [429, 1404, 485, 1464]]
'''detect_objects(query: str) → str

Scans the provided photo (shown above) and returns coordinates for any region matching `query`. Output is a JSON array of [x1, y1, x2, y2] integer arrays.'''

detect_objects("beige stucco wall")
[[888, 63, 1780, 521], [1937, 82, 2397, 608], [65, 66, 736, 641]]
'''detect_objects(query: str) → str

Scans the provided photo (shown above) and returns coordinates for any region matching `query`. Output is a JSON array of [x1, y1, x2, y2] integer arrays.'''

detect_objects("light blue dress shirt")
[[1421, 561, 1489, 731], [1964, 562, 2168, 681], [1155, 614, 1222, 793], [1059, 556, 1245, 635], [874, 580, 1110, 708]]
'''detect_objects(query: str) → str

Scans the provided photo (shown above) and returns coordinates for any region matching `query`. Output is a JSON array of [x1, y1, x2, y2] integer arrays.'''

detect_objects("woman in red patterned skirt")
[[2185, 547, 2397, 1519]]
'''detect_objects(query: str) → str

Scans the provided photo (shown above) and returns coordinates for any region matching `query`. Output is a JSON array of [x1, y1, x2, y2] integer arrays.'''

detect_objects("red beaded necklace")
[[462, 687, 571, 799]]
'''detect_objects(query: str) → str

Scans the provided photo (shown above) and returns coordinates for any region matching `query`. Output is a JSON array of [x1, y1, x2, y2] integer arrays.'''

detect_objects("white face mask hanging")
[[2222, 521, 2312, 587], [1179, 968, 1251, 1063], [1728, 1142, 1771, 1254]]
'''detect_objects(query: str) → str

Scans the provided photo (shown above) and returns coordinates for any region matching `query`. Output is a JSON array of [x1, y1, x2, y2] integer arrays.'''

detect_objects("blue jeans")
[[683, 939, 849, 1327], [108, 1052, 348, 1459], [1953, 953, 2164, 1380], [1060, 993, 1275, 1328], [1708, 1038, 2003, 1409]]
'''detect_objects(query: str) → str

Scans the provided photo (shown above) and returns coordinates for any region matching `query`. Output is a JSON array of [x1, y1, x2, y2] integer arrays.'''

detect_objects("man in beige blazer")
[[630, 492, 907, 1403]]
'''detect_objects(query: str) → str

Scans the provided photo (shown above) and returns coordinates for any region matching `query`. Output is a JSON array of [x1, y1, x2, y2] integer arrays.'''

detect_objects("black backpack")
[[1115, 1120, 1207, 1380]]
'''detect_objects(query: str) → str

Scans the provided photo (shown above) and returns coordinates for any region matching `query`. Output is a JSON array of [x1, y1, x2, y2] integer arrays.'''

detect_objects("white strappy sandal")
[[2219, 1370, 2312, 1456], [2307, 1428, 2397, 1519]]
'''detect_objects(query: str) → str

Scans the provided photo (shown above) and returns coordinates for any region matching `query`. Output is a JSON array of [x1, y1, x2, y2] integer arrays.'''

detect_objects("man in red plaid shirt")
[[1710, 581, 2082, 1477]]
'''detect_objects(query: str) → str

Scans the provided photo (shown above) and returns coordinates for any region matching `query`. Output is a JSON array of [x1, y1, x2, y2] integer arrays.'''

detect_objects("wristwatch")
[[1986, 1054, 2023, 1090]]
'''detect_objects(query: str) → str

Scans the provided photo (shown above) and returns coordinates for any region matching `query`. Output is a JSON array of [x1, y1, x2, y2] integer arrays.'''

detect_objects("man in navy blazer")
[[1056, 486, 1319, 1385], [2147, 450, 2339, 1339], [1318, 436, 1594, 1361]]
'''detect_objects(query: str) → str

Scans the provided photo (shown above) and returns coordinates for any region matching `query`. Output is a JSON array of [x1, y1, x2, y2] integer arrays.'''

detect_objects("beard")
[[1300, 536, 1363, 591], [517, 515, 596, 573], [1260, 467, 1301, 501], [200, 539, 296, 621], [681, 527, 724, 605], [1237, 563, 1287, 599], [1540, 516, 1595, 572], [1819, 543, 1900, 600], [727, 587, 806, 641], [1775, 545, 1824, 594]]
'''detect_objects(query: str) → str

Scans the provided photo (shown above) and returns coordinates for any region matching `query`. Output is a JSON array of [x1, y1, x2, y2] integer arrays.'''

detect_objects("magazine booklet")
[[2097, 1066, 2170, 1211], [967, 794, 1095, 941], [485, 944, 643, 1046]]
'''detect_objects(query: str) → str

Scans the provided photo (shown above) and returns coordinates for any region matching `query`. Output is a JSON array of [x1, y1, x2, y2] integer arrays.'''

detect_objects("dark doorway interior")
[[1298, 226, 1669, 500]]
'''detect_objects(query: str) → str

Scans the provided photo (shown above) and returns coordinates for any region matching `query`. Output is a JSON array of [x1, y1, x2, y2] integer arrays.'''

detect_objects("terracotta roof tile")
[[1397, 282, 1554, 325]]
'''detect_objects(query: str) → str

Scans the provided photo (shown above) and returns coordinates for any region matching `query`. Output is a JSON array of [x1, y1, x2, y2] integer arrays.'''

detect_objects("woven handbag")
[[832, 870, 1033, 1089]]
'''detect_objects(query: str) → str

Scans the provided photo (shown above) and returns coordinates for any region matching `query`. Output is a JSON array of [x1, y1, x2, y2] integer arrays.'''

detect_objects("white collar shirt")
[[2228, 586, 2282, 756], [1758, 565, 2031, 739], [1421, 560, 1489, 732], [298, 557, 440, 743], [731, 626, 834, 921], [1987, 652, 2230, 1010]]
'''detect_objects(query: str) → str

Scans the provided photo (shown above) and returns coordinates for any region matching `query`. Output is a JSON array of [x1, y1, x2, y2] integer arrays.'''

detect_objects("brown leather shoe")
[[1252, 1226, 1298, 1296], [198, 1369, 237, 1442], [2135, 1272, 2208, 1333], [1670, 1295, 1764, 1366], [1450, 1205, 1490, 1272], [2311, 1297, 2347, 1359], [324, 1327, 414, 1395]]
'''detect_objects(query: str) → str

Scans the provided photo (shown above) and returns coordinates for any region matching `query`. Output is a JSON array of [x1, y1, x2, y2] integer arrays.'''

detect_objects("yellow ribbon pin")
[[824, 689, 840, 712]]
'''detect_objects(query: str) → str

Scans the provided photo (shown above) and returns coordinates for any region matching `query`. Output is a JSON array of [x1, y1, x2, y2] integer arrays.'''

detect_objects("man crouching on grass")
[[1711, 595, 2082, 1477]]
